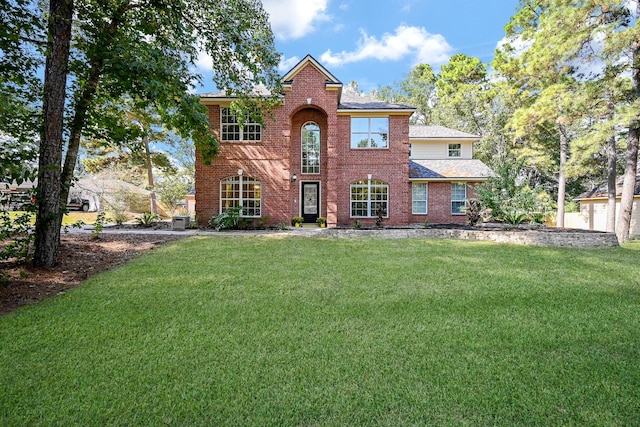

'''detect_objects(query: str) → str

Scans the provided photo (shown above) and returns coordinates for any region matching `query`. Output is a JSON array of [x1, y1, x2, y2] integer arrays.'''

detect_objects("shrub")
[[91, 212, 111, 240], [375, 206, 386, 228], [136, 212, 160, 227], [0, 210, 34, 262], [209, 206, 245, 231]]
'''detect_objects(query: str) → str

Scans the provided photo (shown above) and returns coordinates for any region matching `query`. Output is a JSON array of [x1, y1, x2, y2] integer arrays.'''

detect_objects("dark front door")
[[302, 182, 320, 224]]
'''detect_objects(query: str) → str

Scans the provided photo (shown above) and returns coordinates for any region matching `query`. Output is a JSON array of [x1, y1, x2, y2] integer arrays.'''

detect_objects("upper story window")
[[351, 117, 388, 149], [301, 122, 320, 174], [221, 107, 261, 142], [448, 143, 461, 157]]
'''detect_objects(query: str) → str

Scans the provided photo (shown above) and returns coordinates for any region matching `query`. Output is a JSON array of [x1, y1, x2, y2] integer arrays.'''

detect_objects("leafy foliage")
[[2, 0, 283, 265], [0, 210, 34, 262], [135, 212, 160, 228], [209, 206, 245, 231], [475, 158, 551, 224], [156, 177, 189, 216]]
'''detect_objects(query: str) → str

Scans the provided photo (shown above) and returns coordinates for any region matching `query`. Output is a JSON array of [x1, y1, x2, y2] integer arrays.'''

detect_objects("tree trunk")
[[143, 136, 158, 214], [616, 18, 640, 243], [33, 0, 73, 267], [556, 123, 568, 229], [606, 134, 617, 233], [616, 123, 639, 242]]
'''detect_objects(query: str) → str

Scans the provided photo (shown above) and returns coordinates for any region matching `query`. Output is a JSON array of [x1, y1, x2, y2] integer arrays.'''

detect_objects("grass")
[[1, 236, 639, 426]]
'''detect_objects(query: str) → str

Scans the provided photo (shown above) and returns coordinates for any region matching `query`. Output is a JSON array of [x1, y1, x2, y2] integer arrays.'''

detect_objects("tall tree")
[[9, 0, 282, 266], [616, 0, 640, 242], [32, 0, 73, 267], [377, 64, 436, 124], [495, 0, 639, 233], [431, 54, 515, 166]]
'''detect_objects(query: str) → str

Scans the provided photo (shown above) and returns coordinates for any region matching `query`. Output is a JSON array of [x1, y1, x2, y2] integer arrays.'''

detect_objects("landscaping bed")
[[0, 233, 187, 314]]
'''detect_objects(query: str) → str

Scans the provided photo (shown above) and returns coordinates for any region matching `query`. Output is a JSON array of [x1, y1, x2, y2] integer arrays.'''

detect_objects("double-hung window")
[[451, 183, 467, 214], [351, 117, 388, 149], [220, 175, 261, 217], [351, 179, 389, 217], [448, 143, 461, 157], [412, 183, 428, 214], [221, 107, 261, 142]]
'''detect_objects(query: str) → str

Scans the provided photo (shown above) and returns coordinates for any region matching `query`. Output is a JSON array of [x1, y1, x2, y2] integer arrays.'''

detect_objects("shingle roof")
[[577, 175, 640, 199], [338, 91, 415, 111], [409, 125, 479, 139], [410, 159, 494, 180], [199, 84, 273, 99]]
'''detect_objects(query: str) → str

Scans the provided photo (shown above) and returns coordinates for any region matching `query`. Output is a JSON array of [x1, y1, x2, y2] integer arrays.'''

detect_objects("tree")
[[156, 176, 189, 216], [7, 0, 282, 266], [33, 0, 73, 266], [616, 1, 640, 242], [494, 0, 630, 234], [377, 64, 436, 124], [497, 0, 639, 240], [431, 54, 515, 166]]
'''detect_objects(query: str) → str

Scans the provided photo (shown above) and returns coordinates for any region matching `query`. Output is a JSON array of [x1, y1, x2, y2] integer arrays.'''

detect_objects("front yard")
[[1, 236, 638, 425]]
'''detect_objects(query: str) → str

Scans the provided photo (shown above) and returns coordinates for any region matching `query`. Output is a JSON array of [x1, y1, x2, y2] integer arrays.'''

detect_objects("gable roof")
[[577, 175, 640, 200], [410, 159, 494, 180], [198, 54, 414, 113], [410, 125, 479, 140], [281, 54, 341, 86]]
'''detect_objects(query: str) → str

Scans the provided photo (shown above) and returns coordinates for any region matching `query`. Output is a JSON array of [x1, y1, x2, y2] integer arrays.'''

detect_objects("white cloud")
[[320, 25, 452, 67], [262, 0, 330, 40], [195, 50, 213, 71], [279, 55, 301, 73]]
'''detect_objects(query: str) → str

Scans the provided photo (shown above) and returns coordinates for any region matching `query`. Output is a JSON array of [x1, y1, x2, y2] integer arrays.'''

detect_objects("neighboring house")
[[195, 55, 493, 227], [566, 175, 640, 236]]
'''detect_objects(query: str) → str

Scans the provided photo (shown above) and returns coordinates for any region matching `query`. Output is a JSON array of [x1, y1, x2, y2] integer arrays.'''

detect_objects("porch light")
[[307, 98, 312, 104], [290, 173, 298, 183], [238, 169, 243, 176]]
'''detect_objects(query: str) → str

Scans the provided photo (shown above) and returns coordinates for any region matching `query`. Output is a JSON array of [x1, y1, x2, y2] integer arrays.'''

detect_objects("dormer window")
[[221, 107, 261, 142], [448, 143, 461, 157]]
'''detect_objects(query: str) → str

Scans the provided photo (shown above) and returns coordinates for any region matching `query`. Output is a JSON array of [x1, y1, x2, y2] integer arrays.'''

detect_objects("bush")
[[465, 199, 482, 226], [136, 212, 160, 227], [0, 210, 34, 262], [209, 206, 245, 231]]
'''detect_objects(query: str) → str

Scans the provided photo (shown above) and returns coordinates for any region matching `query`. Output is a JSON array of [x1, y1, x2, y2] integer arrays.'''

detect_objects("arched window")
[[350, 179, 388, 218], [301, 122, 320, 174], [220, 175, 261, 217]]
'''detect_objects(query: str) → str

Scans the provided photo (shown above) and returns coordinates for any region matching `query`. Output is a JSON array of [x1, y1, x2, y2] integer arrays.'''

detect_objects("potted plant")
[[316, 217, 327, 228], [291, 216, 304, 227]]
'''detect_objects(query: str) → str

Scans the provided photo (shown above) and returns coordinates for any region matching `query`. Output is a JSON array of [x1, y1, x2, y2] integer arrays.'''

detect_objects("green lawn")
[[1, 236, 639, 426]]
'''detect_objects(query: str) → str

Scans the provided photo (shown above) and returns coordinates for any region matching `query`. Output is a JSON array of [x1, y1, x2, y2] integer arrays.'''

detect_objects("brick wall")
[[195, 62, 415, 227], [408, 182, 479, 225]]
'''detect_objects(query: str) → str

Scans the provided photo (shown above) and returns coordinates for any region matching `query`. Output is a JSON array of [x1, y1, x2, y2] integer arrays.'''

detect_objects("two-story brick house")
[[195, 55, 492, 227]]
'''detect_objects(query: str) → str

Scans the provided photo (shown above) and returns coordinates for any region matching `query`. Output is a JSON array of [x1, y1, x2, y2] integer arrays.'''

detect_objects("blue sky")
[[196, 0, 521, 94]]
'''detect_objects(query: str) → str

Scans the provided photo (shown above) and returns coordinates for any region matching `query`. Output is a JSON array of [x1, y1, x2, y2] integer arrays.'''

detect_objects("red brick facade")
[[195, 56, 482, 227]]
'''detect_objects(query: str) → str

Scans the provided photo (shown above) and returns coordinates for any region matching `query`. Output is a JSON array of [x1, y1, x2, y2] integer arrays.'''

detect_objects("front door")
[[302, 182, 320, 224]]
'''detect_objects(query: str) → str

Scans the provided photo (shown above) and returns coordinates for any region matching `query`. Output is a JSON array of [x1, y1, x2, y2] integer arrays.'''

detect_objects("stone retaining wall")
[[323, 228, 619, 248]]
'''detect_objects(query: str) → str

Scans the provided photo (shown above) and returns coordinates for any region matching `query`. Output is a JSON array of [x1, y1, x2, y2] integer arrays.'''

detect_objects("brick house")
[[195, 55, 493, 227]]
